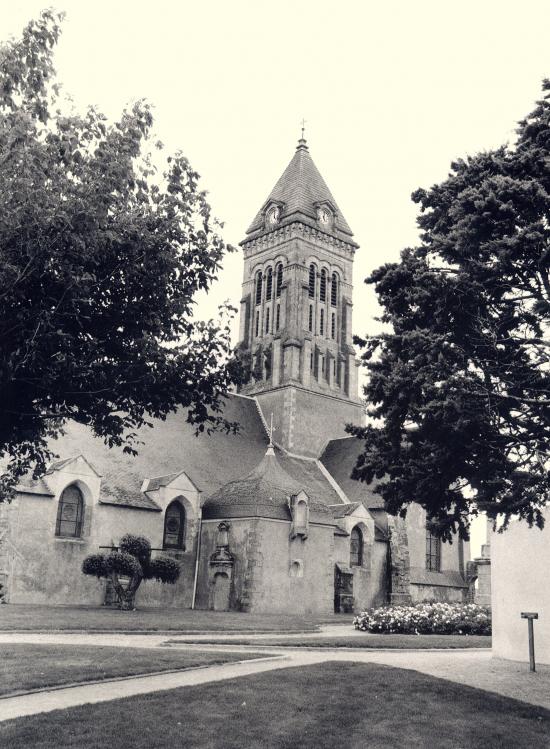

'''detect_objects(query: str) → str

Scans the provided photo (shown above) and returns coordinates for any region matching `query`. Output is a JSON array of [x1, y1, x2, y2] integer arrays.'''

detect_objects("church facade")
[[0, 139, 469, 614]]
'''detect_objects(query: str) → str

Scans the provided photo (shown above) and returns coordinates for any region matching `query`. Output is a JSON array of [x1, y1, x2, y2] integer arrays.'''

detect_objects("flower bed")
[[353, 602, 491, 635]]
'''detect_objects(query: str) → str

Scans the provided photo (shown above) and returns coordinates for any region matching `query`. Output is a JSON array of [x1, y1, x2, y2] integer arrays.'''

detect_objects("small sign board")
[[521, 612, 539, 619]]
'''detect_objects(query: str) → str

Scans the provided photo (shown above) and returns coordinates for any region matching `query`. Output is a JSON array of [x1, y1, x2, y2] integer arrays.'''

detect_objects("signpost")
[[520, 612, 539, 672]]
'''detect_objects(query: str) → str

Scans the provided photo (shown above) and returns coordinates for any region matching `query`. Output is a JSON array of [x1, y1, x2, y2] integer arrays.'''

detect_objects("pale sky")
[[4, 0, 550, 553]]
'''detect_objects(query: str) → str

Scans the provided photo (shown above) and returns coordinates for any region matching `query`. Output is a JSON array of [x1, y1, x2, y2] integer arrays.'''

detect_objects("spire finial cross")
[[300, 118, 306, 140]]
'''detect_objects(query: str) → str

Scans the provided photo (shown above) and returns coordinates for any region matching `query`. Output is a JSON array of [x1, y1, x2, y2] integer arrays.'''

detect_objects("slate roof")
[[320, 436, 385, 509], [101, 493, 161, 512], [410, 568, 468, 589], [244, 140, 356, 245], [16, 394, 345, 513], [15, 476, 54, 497], [142, 473, 181, 493], [330, 502, 361, 518], [203, 446, 335, 523], [280, 455, 342, 507]]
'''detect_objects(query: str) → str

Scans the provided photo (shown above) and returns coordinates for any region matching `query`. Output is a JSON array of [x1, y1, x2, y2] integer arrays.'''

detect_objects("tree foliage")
[[351, 82, 550, 539], [82, 534, 181, 610], [0, 11, 242, 500]]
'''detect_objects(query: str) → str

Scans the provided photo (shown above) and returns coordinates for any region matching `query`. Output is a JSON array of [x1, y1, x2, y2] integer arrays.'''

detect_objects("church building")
[[0, 138, 469, 614]]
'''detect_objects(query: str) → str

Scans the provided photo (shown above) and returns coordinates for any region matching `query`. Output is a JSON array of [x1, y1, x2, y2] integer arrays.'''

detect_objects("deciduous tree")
[[0, 11, 240, 499]]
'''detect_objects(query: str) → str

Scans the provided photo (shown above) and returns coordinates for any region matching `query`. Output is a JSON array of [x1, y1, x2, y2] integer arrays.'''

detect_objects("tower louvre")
[[237, 138, 364, 457]]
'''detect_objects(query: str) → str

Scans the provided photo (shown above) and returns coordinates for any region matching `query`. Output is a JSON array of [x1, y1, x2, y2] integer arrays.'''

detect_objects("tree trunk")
[[110, 570, 143, 611]]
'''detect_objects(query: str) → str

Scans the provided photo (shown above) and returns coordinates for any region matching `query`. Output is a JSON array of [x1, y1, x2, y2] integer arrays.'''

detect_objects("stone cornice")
[[241, 221, 358, 259]]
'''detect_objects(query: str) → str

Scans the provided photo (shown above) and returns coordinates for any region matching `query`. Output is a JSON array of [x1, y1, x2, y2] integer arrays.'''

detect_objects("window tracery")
[[55, 484, 84, 538]]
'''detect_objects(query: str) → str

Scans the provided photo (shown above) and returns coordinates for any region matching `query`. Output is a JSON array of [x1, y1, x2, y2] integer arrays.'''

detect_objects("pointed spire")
[[244, 138, 355, 242]]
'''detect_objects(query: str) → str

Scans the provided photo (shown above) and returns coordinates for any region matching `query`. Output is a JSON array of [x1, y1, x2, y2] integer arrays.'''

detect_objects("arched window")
[[426, 522, 441, 572], [331, 273, 338, 307], [164, 500, 186, 550], [308, 264, 316, 298], [308, 304, 313, 332], [276, 303, 280, 331], [350, 526, 363, 567], [331, 312, 336, 339], [255, 271, 263, 306], [320, 308, 324, 336], [276, 263, 283, 298], [255, 310, 260, 338], [320, 269, 327, 302], [265, 308, 270, 334], [266, 267, 273, 300], [55, 484, 84, 538]]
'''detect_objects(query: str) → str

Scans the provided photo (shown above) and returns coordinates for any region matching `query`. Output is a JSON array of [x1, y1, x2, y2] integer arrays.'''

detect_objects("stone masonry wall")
[[196, 517, 334, 615], [256, 385, 364, 458], [6, 494, 196, 608]]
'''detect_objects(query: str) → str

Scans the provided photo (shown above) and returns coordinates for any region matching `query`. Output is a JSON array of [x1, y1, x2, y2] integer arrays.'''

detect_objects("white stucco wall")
[[491, 510, 550, 664]]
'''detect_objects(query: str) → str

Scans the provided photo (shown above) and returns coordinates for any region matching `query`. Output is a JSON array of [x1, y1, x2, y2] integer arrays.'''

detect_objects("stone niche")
[[208, 522, 234, 611]]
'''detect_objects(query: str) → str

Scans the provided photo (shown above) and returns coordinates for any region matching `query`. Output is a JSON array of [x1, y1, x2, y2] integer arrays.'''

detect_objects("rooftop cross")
[[300, 118, 307, 140]]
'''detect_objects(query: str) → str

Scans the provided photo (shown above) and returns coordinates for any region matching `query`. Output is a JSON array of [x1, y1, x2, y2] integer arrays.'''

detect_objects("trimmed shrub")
[[104, 551, 142, 579], [120, 535, 151, 566], [82, 554, 108, 578], [146, 557, 181, 584], [354, 602, 491, 635], [82, 533, 182, 610]]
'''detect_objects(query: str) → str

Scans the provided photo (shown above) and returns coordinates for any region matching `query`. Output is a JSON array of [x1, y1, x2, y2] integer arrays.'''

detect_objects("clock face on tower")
[[317, 207, 331, 226], [266, 205, 280, 226]]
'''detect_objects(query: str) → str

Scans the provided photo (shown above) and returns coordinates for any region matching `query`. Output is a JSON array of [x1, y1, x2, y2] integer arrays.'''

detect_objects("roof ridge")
[[315, 458, 350, 504]]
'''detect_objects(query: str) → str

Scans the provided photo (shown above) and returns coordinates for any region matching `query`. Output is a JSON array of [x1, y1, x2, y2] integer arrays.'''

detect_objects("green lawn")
[[1, 662, 548, 748], [0, 604, 341, 632], [166, 634, 491, 649], [0, 644, 265, 697]]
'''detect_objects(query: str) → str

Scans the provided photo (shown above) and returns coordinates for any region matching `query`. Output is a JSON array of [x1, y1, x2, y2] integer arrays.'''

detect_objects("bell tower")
[[237, 137, 364, 457]]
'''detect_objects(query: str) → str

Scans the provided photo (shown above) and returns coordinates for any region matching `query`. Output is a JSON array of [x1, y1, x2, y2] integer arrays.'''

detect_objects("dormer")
[[42, 453, 102, 499], [289, 490, 310, 539], [141, 469, 201, 509]]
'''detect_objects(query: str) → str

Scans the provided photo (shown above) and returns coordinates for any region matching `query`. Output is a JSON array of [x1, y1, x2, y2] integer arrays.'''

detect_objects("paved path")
[[1, 633, 549, 722], [0, 653, 323, 722]]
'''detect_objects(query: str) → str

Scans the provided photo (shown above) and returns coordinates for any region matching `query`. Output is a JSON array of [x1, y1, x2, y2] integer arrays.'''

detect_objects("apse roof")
[[202, 445, 335, 523], [244, 139, 356, 245]]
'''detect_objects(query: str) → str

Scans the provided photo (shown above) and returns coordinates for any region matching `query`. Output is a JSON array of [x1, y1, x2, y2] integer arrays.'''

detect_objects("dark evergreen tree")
[[0, 12, 241, 499], [351, 83, 550, 540]]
